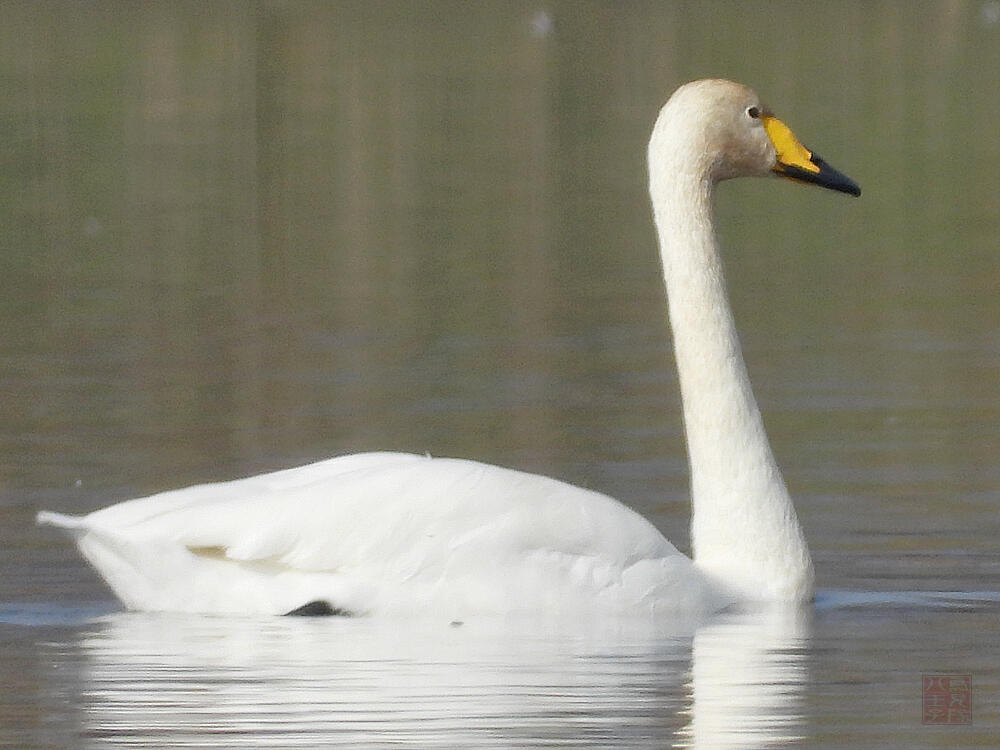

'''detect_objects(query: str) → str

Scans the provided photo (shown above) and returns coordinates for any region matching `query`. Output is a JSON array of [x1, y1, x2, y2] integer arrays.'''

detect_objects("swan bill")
[[763, 115, 861, 197]]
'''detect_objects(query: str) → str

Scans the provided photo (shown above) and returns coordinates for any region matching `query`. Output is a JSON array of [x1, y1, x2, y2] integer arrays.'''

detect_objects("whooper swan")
[[38, 80, 860, 618]]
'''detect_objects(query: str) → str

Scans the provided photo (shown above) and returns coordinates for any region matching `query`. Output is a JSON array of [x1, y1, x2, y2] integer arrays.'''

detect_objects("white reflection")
[[676, 606, 811, 748], [75, 609, 809, 748]]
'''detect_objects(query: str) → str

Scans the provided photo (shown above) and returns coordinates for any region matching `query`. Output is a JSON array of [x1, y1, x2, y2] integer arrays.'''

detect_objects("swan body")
[[39, 452, 718, 616], [38, 80, 859, 618]]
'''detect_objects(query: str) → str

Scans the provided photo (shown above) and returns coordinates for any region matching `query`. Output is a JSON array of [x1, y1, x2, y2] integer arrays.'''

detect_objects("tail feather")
[[37, 510, 89, 534]]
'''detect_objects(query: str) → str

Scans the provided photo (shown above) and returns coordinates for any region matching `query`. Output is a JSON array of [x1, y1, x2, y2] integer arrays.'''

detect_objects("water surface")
[[1, 1, 997, 747]]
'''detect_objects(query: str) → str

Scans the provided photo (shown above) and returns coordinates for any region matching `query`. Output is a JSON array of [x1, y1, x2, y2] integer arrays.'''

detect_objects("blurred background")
[[1, 0, 997, 602]]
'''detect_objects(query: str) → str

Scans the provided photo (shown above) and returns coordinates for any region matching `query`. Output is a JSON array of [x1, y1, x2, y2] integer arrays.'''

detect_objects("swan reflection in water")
[[74, 606, 810, 749]]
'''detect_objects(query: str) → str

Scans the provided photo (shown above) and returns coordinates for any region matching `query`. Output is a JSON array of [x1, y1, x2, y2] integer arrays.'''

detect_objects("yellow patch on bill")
[[763, 116, 820, 174]]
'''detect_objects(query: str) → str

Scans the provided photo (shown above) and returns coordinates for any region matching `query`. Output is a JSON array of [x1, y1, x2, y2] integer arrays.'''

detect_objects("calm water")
[[2, 1, 998, 747]]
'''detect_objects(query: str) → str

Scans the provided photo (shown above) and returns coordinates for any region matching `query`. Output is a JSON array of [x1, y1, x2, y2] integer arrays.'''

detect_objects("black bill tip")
[[775, 152, 861, 197]]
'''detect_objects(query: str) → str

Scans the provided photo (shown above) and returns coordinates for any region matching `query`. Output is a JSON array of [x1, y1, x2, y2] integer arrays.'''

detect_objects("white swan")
[[38, 80, 859, 618]]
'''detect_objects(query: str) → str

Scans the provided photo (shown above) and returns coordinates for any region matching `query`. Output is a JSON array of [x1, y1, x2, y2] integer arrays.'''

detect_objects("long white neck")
[[649, 125, 813, 602]]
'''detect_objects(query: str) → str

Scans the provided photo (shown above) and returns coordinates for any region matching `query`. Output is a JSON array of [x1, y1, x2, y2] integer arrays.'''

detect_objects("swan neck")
[[649, 161, 812, 602], [654, 176, 769, 510]]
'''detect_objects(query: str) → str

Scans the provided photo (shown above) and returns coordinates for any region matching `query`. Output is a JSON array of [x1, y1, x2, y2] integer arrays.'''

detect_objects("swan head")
[[650, 79, 860, 196]]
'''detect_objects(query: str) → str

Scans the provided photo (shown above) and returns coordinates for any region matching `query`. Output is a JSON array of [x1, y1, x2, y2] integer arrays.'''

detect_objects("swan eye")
[[746, 106, 761, 119]]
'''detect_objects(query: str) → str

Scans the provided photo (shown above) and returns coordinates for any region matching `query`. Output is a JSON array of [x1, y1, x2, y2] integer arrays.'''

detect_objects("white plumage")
[[38, 80, 859, 618], [39, 453, 715, 616]]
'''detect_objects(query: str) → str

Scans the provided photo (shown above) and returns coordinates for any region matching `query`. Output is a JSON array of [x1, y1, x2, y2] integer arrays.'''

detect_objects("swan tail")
[[37, 511, 158, 609], [38, 509, 360, 615], [36, 510, 90, 535]]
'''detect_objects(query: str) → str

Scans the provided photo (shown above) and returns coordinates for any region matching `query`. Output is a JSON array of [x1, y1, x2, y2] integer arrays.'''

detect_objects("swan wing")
[[39, 453, 712, 616]]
